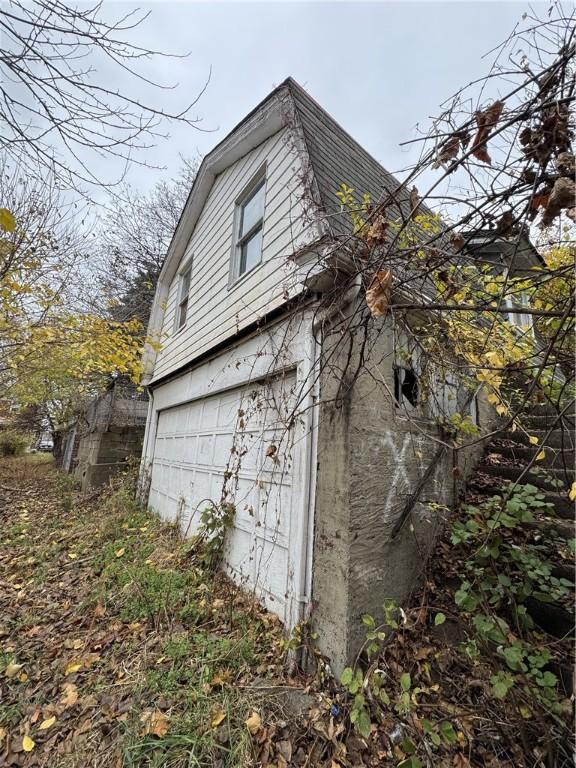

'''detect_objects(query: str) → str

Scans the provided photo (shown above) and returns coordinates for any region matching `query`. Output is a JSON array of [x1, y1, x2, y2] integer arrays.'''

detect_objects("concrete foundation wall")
[[312, 307, 494, 673], [74, 425, 144, 491]]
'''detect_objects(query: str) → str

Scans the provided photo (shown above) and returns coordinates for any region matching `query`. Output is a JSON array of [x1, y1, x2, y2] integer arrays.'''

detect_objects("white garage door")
[[148, 373, 299, 623]]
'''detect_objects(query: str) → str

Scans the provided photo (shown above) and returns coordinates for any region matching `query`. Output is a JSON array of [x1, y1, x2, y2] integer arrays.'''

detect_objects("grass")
[[0, 457, 289, 768], [23, 452, 54, 464]]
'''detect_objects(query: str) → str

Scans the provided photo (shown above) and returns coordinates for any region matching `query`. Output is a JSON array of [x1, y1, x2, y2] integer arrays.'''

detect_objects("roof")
[[143, 78, 412, 382], [285, 78, 404, 237], [159, 77, 406, 285]]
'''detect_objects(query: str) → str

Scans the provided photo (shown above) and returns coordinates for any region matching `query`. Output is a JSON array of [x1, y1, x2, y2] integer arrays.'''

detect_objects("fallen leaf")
[[245, 711, 262, 734], [0, 727, 6, 742], [569, 482, 576, 502], [211, 708, 227, 728], [22, 735, 35, 752], [366, 269, 392, 318], [4, 663, 23, 679], [18, 672, 28, 683], [140, 709, 169, 738], [528, 435, 539, 445], [60, 683, 79, 707], [115, 548, 125, 558], [64, 661, 82, 676], [535, 450, 546, 461], [94, 601, 106, 618], [39, 716, 56, 730]]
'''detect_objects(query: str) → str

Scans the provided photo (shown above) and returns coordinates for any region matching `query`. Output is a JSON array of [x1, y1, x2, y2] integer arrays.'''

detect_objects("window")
[[394, 366, 419, 408], [176, 263, 192, 330], [233, 174, 266, 279], [505, 293, 532, 331]]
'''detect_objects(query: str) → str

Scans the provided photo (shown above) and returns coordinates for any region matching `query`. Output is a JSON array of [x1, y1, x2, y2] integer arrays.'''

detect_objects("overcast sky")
[[99, 1, 533, 195]]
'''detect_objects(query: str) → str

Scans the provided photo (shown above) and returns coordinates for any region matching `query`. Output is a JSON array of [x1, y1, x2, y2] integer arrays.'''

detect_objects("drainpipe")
[[137, 385, 156, 505]]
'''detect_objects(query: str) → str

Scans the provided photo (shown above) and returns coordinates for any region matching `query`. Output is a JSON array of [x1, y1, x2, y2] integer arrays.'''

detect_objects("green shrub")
[[0, 429, 29, 457]]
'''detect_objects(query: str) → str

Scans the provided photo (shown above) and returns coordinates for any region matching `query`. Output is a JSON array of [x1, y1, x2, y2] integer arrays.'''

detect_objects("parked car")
[[38, 439, 54, 452]]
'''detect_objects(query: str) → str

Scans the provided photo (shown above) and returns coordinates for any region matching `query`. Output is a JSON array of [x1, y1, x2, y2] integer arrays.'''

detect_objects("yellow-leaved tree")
[[0, 178, 145, 425]]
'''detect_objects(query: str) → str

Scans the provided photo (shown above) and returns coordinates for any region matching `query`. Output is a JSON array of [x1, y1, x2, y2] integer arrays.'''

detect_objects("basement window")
[[394, 366, 419, 408]]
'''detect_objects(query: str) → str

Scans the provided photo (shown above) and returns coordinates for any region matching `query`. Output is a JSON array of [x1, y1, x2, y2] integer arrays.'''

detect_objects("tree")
[[0, 1, 206, 192], [95, 157, 199, 326], [319, 6, 575, 436], [0, 162, 143, 425]]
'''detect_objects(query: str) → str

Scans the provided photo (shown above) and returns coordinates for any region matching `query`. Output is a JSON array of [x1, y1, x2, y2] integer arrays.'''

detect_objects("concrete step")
[[520, 414, 576, 429], [523, 403, 575, 417], [487, 442, 575, 469], [477, 463, 574, 492], [525, 597, 574, 639], [499, 430, 574, 450], [541, 491, 575, 520], [468, 477, 574, 519], [552, 564, 575, 585], [525, 518, 575, 541]]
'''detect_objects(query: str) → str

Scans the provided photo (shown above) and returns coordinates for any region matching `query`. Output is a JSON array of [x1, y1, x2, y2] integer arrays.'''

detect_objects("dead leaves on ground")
[[140, 709, 170, 738], [0, 459, 300, 768]]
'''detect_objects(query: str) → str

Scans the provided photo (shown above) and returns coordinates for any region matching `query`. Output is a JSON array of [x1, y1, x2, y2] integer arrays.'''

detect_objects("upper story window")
[[176, 262, 192, 331], [232, 172, 266, 280]]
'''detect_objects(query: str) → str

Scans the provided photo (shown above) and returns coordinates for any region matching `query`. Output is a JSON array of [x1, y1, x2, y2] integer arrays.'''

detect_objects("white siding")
[[152, 127, 311, 382]]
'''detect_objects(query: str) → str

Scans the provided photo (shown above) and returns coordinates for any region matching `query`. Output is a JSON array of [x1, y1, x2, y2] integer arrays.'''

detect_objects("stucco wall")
[[312, 306, 493, 673]]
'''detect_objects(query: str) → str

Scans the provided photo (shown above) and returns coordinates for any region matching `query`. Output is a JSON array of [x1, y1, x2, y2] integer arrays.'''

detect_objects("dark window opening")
[[394, 367, 418, 408]]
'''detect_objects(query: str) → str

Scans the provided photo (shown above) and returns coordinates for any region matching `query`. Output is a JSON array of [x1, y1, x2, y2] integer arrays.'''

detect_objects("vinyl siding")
[[152, 127, 312, 381]]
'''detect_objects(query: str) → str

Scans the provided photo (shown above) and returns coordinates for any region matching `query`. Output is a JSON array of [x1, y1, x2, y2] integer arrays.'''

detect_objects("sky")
[[93, 0, 535, 197]]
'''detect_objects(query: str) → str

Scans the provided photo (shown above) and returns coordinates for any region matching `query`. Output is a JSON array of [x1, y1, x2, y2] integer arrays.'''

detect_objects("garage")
[[148, 372, 301, 624]]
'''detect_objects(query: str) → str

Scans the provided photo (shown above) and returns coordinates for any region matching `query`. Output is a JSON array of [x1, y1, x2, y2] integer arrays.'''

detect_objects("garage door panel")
[[150, 372, 298, 624], [181, 435, 197, 464], [253, 539, 288, 601], [197, 434, 215, 465], [190, 469, 217, 510], [258, 484, 290, 540], [223, 527, 254, 582]]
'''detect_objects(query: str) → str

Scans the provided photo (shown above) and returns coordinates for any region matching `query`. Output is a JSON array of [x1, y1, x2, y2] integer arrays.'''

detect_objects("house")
[[140, 78, 528, 672], [55, 378, 148, 491]]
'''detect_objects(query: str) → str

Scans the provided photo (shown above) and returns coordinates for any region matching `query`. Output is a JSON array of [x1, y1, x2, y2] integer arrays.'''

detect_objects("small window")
[[505, 294, 532, 331], [394, 366, 418, 408], [234, 175, 266, 279], [176, 263, 192, 330]]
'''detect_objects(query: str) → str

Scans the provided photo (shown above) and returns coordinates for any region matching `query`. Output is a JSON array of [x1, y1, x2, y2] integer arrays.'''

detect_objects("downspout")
[[299, 317, 320, 624], [137, 385, 156, 505]]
